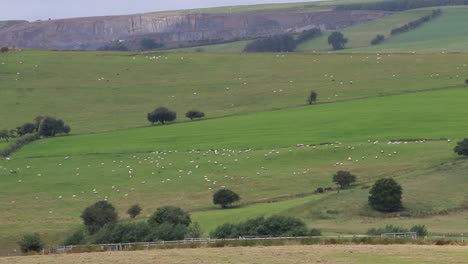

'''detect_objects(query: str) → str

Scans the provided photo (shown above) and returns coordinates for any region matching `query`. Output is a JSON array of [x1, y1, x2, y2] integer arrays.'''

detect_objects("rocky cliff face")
[[0, 10, 392, 50]]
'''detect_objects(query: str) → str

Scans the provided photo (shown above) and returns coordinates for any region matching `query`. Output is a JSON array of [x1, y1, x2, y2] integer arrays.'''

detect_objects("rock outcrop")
[[0, 10, 392, 50]]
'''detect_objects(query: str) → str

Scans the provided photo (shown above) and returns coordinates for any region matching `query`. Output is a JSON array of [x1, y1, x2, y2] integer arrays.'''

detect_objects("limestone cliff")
[[0, 10, 392, 50]]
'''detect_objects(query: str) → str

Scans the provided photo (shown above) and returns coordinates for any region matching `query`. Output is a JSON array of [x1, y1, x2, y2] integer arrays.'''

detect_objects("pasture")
[[1, 51, 467, 134], [2, 245, 468, 264]]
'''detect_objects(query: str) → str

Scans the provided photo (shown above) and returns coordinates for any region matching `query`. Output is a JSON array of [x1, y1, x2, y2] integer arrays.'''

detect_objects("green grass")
[[169, 40, 251, 53], [16, 88, 468, 157], [297, 8, 434, 52], [345, 7, 468, 53]]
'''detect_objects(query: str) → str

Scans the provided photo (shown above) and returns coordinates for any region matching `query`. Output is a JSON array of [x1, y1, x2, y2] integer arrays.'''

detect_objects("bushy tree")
[[185, 110, 205, 120], [368, 178, 403, 212], [147, 223, 188, 241], [0, 129, 12, 142], [371, 34, 385, 45], [127, 204, 142, 218], [147, 107, 177, 125], [93, 222, 152, 244], [296, 28, 322, 44], [148, 206, 191, 226], [18, 233, 44, 253], [16, 123, 36, 136], [328, 32, 348, 50], [410, 224, 428, 236], [63, 230, 86, 246], [213, 189, 240, 208], [454, 138, 468, 156], [244, 34, 297, 52], [0, 47, 8, 53], [332, 170, 356, 189], [186, 222, 203, 238], [140, 38, 163, 51], [307, 91, 318, 105], [80, 201, 118, 234], [38, 116, 70, 137]]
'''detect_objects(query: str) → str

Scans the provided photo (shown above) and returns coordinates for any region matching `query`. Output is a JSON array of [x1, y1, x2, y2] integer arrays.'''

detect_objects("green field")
[[1, 51, 467, 134]]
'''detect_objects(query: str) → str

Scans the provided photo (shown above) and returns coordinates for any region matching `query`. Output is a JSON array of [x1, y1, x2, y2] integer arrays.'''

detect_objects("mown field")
[[2, 50, 468, 254], [3, 245, 468, 264], [1, 50, 467, 134]]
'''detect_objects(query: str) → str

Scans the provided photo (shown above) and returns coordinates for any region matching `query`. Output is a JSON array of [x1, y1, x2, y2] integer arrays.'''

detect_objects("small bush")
[[410, 225, 428, 236], [148, 206, 191, 227], [371, 34, 385, 45], [454, 138, 468, 156], [93, 222, 151, 244], [185, 110, 205, 120], [367, 225, 408, 235], [127, 204, 142, 219], [147, 223, 188, 241], [307, 91, 318, 105], [63, 230, 86, 246], [244, 34, 297, 52], [0, 47, 9, 53], [213, 189, 240, 208], [18, 233, 44, 253], [296, 28, 322, 44], [186, 222, 203, 238]]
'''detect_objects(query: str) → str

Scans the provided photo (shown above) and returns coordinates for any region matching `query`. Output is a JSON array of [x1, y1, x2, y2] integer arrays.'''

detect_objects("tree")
[[410, 224, 428, 236], [37, 116, 70, 137], [147, 107, 177, 125], [0, 129, 11, 142], [127, 204, 142, 218], [454, 138, 468, 156], [80, 201, 118, 234], [368, 178, 403, 212], [244, 34, 297, 52], [148, 206, 191, 226], [18, 233, 44, 253], [328, 32, 348, 50], [213, 189, 240, 208], [140, 38, 163, 51], [16, 123, 37, 136], [371, 34, 385, 45], [332, 170, 356, 189], [307, 91, 318, 105], [0, 47, 8, 53], [465, 79, 468, 85], [185, 110, 205, 120]]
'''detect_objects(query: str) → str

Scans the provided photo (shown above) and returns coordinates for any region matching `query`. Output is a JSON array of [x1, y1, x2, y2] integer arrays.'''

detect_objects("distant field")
[[3, 245, 468, 264], [297, 8, 434, 52], [346, 7, 468, 53], [3, 51, 467, 134]]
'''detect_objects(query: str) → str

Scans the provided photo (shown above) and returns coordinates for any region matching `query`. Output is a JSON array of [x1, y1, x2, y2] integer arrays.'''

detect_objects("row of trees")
[[98, 39, 164, 52], [335, 0, 468, 11], [390, 9, 442, 36], [243, 28, 322, 53], [13, 116, 70, 138], [147, 107, 205, 125]]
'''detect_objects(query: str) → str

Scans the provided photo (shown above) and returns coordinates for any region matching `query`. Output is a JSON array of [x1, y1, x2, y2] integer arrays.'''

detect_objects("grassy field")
[[3, 51, 467, 134], [345, 7, 468, 53], [170, 40, 251, 53], [3, 245, 468, 264]]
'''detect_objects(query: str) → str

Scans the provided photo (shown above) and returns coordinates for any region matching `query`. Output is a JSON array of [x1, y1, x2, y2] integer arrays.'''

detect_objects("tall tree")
[[328, 32, 348, 50]]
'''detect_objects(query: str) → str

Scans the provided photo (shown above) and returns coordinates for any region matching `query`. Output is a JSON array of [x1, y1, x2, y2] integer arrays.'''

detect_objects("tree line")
[[390, 9, 442, 36], [243, 28, 322, 53], [98, 38, 164, 52], [335, 0, 468, 11], [147, 107, 205, 125]]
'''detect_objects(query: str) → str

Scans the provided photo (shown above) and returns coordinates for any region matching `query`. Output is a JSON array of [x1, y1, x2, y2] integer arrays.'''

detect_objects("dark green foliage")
[[213, 189, 240, 208], [0, 129, 13, 142], [336, 0, 466, 11], [465, 79, 468, 85], [63, 230, 86, 246], [93, 222, 152, 244], [332, 170, 356, 189], [147, 223, 188, 241], [37, 116, 71, 137], [454, 138, 468, 156], [328, 32, 348, 50], [210, 215, 315, 238], [367, 225, 409, 235], [0, 133, 39, 157], [147, 107, 177, 125], [148, 206, 191, 227], [390, 10, 442, 35], [368, 178, 403, 212], [139, 38, 163, 51], [244, 34, 297, 52], [127, 204, 142, 218], [18, 233, 44, 253], [0, 47, 9, 53], [307, 91, 318, 105], [16, 123, 36, 136], [371, 34, 385, 45], [80, 201, 118, 234], [410, 225, 428, 236], [296, 28, 322, 44], [98, 41, 129, 51], [185, 110, 205, 120], [186, 222, 203, 238]]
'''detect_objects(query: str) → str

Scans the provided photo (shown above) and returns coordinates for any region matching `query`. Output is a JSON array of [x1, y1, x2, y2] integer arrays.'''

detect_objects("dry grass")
[[2, 245, 468, 264]]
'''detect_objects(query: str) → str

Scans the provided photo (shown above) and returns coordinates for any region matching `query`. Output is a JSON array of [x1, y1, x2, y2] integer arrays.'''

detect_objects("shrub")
[[93, 222, 151, 244], [186, 222, 203, 238], [98, 41, 129, 51], [328, 32, 348, 50], [368, 178, 403, 212], [147, 223, 188, 241], [16, 123, 36, 136], [147, 107, 177, 125], [371, 34, 385, 45], [37, 116, 70, 137], [0, 133, 39, 157], [244, 34, 297, 52], [454, 138, 468, 156], [367, 225, 408, 235], [0, 47, 9, 53], [139, 38, 163, 51], [410, 225, 428, 236], [80, 201, 118, 234], [63, 230, 86, 246], [213, 189, 240, 208], [210, 215, 316, 238], [314, 187, 324, 194], [127, 204, 142, 218], [307, 91, 318, 105], [185, 110, 205, 120], [296, 28, 322, 44], [18, 233, 44, 253], [148, 206, 191, 227], [333, 170, 356, 189]]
